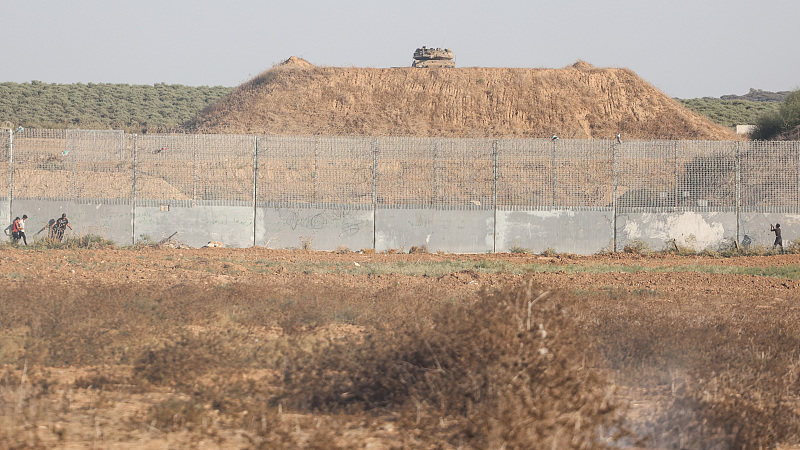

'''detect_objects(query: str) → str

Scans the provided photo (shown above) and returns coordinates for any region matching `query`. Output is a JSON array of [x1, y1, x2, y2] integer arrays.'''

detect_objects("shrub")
[[751, 89, 800, 140], [278, 282, 623, 449], [623, 239, 649, 254]]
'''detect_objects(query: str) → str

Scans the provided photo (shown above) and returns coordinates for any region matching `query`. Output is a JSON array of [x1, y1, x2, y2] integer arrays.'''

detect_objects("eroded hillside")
[[185, 58, 737, 140]]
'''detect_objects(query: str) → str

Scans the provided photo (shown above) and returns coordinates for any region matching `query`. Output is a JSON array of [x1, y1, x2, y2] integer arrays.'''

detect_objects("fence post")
[[252, 136, 259, 248], [192, 135, 198, 207], [8, 129, 13, 225], [551, 138, 557, 207], [492, 140, 498, 253], [372, 138, 379, 251], [612, 140, 618, 252], [735, 141, 741, 245], [131, 133, 137, 246]]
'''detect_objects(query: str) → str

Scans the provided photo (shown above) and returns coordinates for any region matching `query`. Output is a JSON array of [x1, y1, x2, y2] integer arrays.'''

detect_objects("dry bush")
[[277, 281, 624, 449], [581, 289, 800, 449]]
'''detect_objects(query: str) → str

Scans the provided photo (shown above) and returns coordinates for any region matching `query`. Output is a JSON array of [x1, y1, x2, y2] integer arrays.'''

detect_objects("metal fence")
[[3, 129, 799, 212]]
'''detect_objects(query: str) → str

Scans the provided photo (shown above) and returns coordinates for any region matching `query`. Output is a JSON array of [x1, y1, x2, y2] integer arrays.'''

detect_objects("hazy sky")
[[2, 0, 797, 98]]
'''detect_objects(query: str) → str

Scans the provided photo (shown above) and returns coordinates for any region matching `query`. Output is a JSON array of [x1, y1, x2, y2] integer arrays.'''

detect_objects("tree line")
[[0, 81, 232, 133]]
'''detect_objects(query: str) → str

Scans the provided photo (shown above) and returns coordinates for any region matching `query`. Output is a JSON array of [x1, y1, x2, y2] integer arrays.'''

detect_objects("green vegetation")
[[677, 98, 779, 128], [750, 89, 800, 140], [0, 81, 232, 133]]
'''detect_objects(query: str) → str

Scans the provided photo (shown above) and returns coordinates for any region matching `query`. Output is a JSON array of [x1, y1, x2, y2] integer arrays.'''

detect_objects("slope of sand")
[[185, 58, 738, 140]]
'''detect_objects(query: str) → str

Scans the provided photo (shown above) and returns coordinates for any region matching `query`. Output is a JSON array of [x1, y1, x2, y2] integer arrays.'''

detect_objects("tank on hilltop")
[[412, 46, 455, 68]]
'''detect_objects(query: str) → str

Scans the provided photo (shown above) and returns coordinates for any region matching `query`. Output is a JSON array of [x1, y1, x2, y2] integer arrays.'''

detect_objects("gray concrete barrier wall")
[[616, 211, 738, 252], [0, 200, 10, 238], [375, 208, 494, 253], [256, 205, 374, 251], [8, 200, 800, 254], [496, 210, 615, 254], [136, 205, 254, 248]]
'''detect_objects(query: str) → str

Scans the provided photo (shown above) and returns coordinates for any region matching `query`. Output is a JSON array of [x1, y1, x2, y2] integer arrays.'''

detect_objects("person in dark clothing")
[[50, 213, 72, 241], [771, 223, 783, 252]]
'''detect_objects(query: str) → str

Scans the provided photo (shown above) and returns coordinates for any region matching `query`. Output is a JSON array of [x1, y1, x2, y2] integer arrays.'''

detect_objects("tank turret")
[[412, 46, 455, 68]]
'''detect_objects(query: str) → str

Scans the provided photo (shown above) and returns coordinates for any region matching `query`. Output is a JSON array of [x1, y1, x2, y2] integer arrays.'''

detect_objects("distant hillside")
[[720, 88, 791, 102], [0, 81, 232, 133], [677, 98, 780, 128], [185, 58, 737, 140]]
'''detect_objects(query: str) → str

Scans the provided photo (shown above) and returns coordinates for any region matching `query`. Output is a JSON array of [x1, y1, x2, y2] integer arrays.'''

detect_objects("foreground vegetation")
[[1, 246, 800, 448], [3, 274, 800, 449]]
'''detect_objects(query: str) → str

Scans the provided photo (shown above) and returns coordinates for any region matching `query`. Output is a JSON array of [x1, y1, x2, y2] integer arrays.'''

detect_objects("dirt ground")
[[2, 247, 800, 449], [2, 246, 798, 296]]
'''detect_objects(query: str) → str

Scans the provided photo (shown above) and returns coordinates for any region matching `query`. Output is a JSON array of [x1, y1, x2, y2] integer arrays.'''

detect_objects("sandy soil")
[[2, 247, 797, 296]]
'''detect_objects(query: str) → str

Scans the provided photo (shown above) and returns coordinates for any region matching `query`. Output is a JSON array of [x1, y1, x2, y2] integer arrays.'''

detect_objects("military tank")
[[412, 46, 455, 68]]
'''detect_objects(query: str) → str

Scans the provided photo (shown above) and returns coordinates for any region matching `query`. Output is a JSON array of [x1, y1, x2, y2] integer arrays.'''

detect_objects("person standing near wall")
[[50, 213, 72, 242], [771, 223, 783, 253], [10, 217, 20, 244], [17, 215, 28, 246]]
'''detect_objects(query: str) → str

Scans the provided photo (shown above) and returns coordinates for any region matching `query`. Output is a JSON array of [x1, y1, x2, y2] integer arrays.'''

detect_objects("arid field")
[[2, 245, 800, 449]]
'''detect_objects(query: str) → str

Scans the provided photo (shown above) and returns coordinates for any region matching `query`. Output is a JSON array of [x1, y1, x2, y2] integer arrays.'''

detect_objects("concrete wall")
[[496, 209, 614, 254], [375, 208, 494, 253], [256, 205, 374, 251], [0, 200, 10, 238], [12, 200, 133, 244], [616, 211, 738, 251], [135, 205, 254, 248], [8, 199, 800, 254]]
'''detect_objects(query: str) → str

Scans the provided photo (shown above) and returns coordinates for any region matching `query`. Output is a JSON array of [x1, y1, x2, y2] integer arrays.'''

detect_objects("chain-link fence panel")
[[11, 129, 70, 200], [616, 140, 678, 210], [256, 136, 317, 205], [497, 139, 554, 209], [376, 137, 435, 207], [314, 136, 373, 206], [64, 130, 129, 203], [675, 141, 737, 210], [133, 135, 196, 206], [4, 130, 800, 215], [194, 134, 254, 206], [740, 141, 800, 212], [554, 139, 613, 209], [256, 136, 373, 207], [433, 138, 494, 209]]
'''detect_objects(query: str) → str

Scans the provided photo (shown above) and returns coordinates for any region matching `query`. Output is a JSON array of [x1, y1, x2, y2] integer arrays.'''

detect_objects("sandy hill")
[[185, 58, 737, 140]]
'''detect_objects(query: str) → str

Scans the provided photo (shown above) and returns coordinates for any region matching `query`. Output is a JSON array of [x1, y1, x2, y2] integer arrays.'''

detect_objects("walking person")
[[771, 223, 783, 253], [17, 215, 28, 246], [10, 217, 20, 244], [50, 213, 72, 242]]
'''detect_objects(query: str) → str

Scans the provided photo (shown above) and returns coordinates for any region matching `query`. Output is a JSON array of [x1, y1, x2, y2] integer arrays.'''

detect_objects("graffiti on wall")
[[276, 206, 367, 238]]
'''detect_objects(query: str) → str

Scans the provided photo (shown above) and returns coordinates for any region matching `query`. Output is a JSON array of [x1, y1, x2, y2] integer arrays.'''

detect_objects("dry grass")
[[2, 256, 800, 448], [185, 61, 737, 140]]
